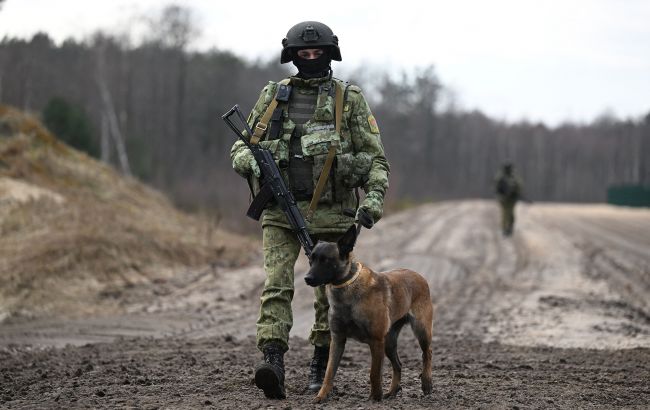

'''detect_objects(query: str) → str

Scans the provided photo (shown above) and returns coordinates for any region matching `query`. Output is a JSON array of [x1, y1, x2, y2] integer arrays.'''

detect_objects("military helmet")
[[281, 21, 342, 64]]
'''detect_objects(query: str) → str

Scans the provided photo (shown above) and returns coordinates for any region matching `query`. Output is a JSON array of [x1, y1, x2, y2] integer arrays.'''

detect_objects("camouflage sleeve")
[[347, 88, 390, 222], [230, 82, 278, 178]]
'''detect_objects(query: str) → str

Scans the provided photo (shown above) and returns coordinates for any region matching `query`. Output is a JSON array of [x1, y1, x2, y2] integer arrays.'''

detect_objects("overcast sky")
[[1, 0, 649, 125]]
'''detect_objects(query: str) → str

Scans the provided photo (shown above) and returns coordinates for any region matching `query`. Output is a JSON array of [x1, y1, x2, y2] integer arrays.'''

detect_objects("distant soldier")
[[230, 21, 389, 399], [495, 162, 522, 236]]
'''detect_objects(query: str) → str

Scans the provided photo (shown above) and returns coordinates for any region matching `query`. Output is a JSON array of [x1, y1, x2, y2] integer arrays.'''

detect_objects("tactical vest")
[[287, 87, 318, 200], [251, 77, 372, 208], [496, 174, 520, 201]]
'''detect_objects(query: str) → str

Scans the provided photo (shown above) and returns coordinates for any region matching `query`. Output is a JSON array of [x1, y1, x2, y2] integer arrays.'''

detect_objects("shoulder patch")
[[367, 115, 380, 134]]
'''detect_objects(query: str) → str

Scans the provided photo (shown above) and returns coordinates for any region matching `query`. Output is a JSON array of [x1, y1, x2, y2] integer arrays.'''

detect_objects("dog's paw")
[[369, 391, 383, 402], [421, 377, 433, 395], [383, 385, 402, 399], [313, 394, 328, 404]]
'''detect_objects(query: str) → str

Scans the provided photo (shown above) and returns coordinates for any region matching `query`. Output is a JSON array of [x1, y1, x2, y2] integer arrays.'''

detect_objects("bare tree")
[[148, 5, 199, 153], [95, 37, 132, 175]]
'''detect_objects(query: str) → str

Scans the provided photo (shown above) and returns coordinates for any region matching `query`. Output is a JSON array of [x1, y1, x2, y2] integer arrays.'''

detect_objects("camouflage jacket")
[[495, 172, 522, 203], [230, 75, 390, 233]]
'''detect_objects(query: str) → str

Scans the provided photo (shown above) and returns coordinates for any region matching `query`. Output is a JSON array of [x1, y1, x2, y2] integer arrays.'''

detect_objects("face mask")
[[292, 54, 332, 78]]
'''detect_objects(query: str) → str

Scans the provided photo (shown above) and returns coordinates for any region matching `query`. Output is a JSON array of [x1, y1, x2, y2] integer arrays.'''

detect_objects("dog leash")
[[342, 208, 364, 236]]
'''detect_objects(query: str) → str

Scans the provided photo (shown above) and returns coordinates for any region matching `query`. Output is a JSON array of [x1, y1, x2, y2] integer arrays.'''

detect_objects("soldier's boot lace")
[[307, 345, 329, 392], [255, 343, 286, 399]]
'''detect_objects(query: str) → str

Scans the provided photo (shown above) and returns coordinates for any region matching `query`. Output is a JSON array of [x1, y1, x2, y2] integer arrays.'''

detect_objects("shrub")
[[42, 97, 98, 157]]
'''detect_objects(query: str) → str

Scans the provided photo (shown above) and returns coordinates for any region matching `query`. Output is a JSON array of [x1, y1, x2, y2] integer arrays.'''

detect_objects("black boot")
[[307, 345, 329, 392], [255, 343, 286, 399]]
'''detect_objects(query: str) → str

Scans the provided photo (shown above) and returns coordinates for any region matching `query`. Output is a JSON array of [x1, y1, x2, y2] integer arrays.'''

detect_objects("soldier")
[[494, 161, 522, 236], [230, 21, 389, 399]]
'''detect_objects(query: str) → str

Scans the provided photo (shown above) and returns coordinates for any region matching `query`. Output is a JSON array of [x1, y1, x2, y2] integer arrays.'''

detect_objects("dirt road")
[[2, 200, 649, 408]]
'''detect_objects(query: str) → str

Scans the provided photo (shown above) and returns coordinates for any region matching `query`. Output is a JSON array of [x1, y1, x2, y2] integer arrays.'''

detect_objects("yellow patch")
[[367, 115, 380, 134]]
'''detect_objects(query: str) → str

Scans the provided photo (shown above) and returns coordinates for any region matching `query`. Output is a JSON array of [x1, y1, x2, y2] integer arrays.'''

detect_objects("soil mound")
[[0, 105, 254, 321]]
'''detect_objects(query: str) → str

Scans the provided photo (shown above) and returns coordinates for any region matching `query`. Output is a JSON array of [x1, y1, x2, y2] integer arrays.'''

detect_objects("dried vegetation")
[[0, 105, 254, 321]]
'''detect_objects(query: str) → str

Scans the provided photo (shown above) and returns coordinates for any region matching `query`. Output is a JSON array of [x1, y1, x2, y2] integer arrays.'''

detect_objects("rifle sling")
[[307, 81, 345, 220], [251, 78, 291, 145]]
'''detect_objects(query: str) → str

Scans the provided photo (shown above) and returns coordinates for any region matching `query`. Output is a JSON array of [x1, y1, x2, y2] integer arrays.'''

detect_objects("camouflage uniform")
[[495, 166, 522, 236], [231, 75, 389, 352]]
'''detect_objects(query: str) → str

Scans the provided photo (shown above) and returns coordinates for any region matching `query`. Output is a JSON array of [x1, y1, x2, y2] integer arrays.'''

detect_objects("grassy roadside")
[[0, 105, 256, 321]]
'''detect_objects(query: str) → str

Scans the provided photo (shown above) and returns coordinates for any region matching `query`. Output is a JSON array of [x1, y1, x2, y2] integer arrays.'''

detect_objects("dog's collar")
[[329, 262, 362, 289]]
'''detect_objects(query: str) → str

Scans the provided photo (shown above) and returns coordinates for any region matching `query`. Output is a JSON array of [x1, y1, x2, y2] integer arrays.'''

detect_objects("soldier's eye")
[[297, 49, 323, 59]]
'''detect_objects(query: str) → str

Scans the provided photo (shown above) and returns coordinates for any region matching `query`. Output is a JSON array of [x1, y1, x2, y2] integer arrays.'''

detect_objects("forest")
[[1, 5, 647, 228]]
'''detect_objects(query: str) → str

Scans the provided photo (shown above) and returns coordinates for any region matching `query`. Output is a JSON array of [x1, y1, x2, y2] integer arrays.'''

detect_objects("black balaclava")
[[292, 48, 332, 79]]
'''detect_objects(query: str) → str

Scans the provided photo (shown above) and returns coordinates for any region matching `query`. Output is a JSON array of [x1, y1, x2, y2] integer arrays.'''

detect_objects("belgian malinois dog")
[[304, 225, 434, 402]]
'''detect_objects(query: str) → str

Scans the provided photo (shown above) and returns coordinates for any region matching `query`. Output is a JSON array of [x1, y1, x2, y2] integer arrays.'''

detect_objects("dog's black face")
[[305, 225, 357, 287]]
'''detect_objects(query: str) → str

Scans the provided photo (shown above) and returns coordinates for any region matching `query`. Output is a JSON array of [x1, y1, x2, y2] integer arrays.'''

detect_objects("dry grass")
[[0, 105, 255, 321]]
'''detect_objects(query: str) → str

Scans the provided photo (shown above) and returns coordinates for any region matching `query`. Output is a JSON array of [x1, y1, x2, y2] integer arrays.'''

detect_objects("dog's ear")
[[337, 224, 357, 258]]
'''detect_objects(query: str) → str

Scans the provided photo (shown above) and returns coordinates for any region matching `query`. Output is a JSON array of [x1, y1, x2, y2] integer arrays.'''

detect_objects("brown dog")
[[304, 225, 434, 402]]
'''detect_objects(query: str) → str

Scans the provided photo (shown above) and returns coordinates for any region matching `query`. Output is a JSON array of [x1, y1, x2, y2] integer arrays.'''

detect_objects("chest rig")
[[252, 77, 345, 220], [288, 87, 318, 201]]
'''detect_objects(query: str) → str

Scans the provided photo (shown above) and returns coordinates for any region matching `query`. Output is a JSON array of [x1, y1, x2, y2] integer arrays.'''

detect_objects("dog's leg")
[[314, 334, 346, 403], [411, 302, 434, 395], [384, 315, 409, 398], [368, 338, 385, 401]]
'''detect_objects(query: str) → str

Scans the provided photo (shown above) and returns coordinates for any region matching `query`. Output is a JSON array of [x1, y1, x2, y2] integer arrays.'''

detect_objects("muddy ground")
[[1, 200, 650, 408], [2, 334, 648, 409]]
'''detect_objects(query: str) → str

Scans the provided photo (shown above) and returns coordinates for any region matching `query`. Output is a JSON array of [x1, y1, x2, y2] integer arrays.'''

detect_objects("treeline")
[[371, 70, 649, 202], [0, 16, 648, 229]]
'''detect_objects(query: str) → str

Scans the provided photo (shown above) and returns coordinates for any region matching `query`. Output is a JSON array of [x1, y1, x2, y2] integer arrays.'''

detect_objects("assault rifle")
[[222, 104, 314, 257]]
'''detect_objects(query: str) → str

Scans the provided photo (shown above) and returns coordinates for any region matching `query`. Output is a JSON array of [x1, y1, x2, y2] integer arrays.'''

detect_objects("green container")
[[607, 185, 650, 207]]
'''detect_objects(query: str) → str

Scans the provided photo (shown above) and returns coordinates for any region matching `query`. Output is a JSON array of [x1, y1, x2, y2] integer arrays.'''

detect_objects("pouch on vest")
[[313, 87, 335, 122], [301, 131, 341, 204], [334, 152, 372, 192]]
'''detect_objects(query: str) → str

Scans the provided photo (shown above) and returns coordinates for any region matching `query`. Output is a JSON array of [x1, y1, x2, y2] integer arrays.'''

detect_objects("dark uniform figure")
[[495, 162, 522, 236], [230, 21, 389, 399]]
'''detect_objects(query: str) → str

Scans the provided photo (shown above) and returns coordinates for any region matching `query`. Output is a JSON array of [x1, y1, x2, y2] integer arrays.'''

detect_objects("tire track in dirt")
[[530, 206, 650, 310], [489, 204, 650, 349], [430, 202, 527, 338], [537, 205, 650, 259]]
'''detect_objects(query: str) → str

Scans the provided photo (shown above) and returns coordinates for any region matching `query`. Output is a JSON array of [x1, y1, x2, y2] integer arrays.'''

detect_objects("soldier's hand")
[[358, 190, 384, 224], [356, 207, 374, 229], [233, 149, 260, 178], [249, 156, 261, 178]]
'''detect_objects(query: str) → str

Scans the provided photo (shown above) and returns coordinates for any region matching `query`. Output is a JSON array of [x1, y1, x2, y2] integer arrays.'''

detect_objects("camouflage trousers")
[[256, 225, 342, 352], [499, 200, 517, 235]]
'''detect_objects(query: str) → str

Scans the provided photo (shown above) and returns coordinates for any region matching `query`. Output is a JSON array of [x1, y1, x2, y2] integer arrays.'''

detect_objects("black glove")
[[356, 207, 374, 229]]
